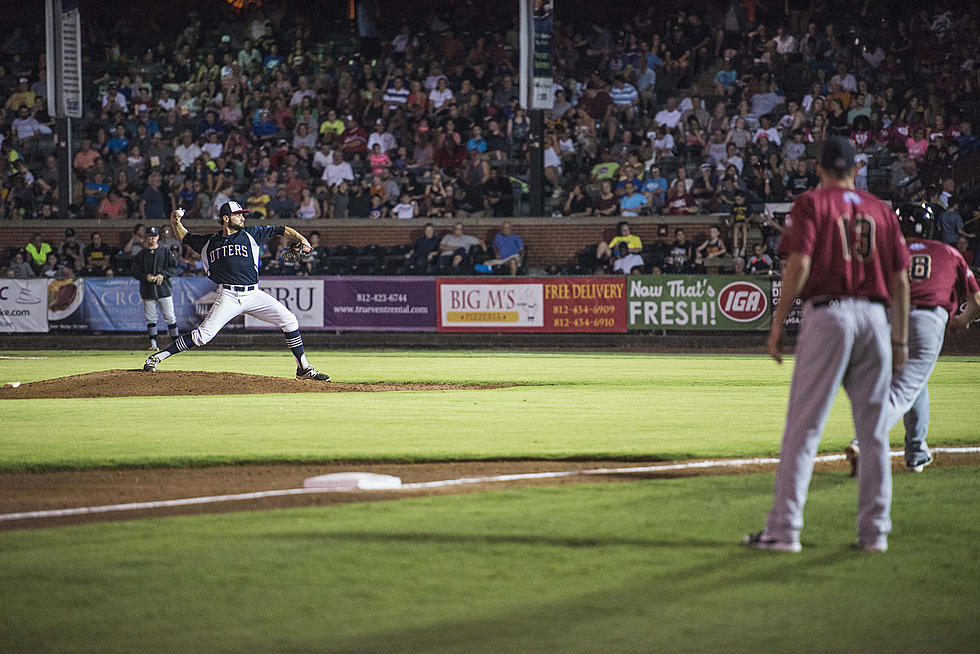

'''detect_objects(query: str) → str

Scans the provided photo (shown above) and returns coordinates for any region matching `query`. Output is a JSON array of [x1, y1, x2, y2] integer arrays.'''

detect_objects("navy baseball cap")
[[218, 201, 248, 217], [819, 136, 856, 174], [146, 226, 159, 236]]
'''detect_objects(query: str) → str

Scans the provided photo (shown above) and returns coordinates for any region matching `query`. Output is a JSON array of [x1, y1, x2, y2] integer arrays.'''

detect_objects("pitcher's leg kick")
[[143, 288, 329, 381]]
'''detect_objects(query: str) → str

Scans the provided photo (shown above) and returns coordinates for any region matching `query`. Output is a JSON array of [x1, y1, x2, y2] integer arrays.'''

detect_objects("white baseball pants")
[[192, 286, 299, 346]]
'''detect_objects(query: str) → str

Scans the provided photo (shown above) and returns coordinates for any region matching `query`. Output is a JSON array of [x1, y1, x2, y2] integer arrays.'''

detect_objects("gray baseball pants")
[[846, 305, 948, 466], [765, 298, 893, 547], [891, 306, 948, 466], [143, 296, 176, 327]]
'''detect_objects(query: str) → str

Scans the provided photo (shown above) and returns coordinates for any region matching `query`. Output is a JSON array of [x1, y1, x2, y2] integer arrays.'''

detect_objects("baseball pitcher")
[[143, 202, 329, 381]]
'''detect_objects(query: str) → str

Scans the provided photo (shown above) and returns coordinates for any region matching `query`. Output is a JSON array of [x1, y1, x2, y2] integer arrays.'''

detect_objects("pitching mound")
[[0, 369, 512, 399]]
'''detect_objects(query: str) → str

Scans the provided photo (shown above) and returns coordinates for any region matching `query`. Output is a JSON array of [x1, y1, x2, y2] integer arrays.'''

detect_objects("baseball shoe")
[[743, 531, 802, 553], [296, 366, 330, 381], [148, 341, 158, 351], [907, 452, 934, 473], [853, 539, 888, 552], [845, 442, 859, 477], [143, 354, 161, 372]]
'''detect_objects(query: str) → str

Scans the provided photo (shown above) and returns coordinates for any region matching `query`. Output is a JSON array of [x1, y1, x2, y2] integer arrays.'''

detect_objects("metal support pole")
[[529, 109, 544, 217]]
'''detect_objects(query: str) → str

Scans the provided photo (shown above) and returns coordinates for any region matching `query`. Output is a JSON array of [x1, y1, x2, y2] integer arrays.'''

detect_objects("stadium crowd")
[[1, 0, 978, 278]]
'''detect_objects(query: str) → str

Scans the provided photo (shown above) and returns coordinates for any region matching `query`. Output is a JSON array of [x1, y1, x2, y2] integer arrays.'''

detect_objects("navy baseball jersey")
[[182, 225, 284, 285]]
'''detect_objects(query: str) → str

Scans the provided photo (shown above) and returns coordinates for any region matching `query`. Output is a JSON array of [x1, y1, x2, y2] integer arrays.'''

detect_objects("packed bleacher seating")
[[1, 0, 978, 278]]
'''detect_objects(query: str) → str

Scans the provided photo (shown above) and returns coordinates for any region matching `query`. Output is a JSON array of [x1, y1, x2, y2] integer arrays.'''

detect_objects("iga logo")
[[718, 282, 768, 322]]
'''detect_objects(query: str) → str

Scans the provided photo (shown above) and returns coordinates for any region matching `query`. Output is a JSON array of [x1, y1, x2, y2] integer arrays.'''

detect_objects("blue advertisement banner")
[[81, 278, 217, 331]]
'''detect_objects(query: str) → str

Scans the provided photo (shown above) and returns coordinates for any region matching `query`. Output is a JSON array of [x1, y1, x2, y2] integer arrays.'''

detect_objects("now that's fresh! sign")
[[627, 275, 771, 331]]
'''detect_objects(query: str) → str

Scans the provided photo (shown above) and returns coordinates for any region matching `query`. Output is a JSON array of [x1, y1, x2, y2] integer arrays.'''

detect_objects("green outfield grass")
[[1, 467, 977, 653], [1, 351, 978, 471]]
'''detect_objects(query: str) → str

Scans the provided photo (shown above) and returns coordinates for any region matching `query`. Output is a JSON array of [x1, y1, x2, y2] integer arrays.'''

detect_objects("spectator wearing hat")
[[100, 82, 127, 117], [5, 77, 35, 118], [341, 116, 368, 159], [367, 119, 397, 155]]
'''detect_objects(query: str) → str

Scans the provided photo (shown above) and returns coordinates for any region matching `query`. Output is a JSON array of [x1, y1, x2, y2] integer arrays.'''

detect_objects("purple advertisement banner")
[[323, 276, 437, 331]]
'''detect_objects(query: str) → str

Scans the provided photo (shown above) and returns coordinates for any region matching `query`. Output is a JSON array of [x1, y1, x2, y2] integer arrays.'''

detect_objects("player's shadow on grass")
[[266, 531, 722, 549]]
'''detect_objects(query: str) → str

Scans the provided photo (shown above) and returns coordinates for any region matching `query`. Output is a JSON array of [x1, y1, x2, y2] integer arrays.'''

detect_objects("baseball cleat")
[[296, 366, 330, 381], [907, 452, 934, 473], [143, 355, 161, 372], [853, 539, 888, 552], [845, 442, 859, 477], [743, 531, 802, 552]]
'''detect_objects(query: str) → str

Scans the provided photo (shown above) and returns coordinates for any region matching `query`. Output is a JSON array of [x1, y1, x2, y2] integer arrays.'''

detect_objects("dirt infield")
[[0, 370, 512, 399], [2, 452, 977, 531]]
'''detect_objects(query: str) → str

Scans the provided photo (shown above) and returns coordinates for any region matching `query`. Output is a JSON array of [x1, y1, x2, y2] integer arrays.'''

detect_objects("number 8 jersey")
[[906, 238, 979, 314], [780, 187, 911, 303]]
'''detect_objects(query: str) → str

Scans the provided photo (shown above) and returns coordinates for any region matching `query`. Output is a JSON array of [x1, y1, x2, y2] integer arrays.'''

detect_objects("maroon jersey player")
[[847, 204, 980, 475], [746, 137, 911, 553]]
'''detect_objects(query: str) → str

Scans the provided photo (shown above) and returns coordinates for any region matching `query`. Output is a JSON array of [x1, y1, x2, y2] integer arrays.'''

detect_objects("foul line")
[[2, 447, 978, 523]]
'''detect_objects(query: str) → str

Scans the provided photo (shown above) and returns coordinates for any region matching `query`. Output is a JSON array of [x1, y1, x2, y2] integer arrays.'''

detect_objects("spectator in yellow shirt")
[[596, 221, 643, 260], [318, 109, 345, 137], [246, 180, 271, 218], [4, 77, 35, 115], [25, 232, 53, 271]]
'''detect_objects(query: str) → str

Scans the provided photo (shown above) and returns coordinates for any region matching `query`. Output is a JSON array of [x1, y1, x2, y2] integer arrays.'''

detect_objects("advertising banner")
[[770, 279, 803, 336], [531, 1, 555, 109], [519, 0, 555, 110], [627, 275, 771, 331], [0, 279, 49, 333], [438, 277, 626, 332], [323, 277, 436, 331], [59, 0, 83, 118], [245, 278, 325, 329], [80, 277, 217, 331]]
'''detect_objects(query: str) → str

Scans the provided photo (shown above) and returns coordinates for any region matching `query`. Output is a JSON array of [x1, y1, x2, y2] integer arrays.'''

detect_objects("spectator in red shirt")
[[341, 116, 368, 160]]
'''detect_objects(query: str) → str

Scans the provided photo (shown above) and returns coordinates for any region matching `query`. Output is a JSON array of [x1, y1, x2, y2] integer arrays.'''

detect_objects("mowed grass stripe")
[[0, 351, 977, 471]]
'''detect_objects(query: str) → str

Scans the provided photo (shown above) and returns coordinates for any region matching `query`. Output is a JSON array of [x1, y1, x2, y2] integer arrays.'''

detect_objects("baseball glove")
[[281, 243, 308, 264]]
